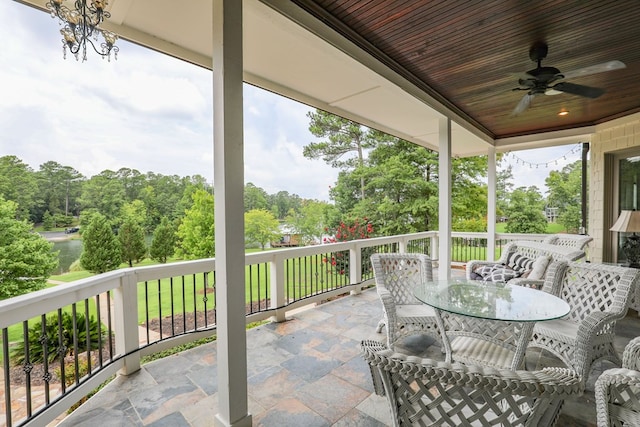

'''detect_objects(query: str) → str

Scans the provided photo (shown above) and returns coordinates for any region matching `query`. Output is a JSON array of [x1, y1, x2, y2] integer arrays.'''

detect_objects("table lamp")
[[610, 210, 640, 268]]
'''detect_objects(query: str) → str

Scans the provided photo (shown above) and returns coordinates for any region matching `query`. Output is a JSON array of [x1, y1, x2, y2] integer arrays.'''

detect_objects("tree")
[[285, 200, 334, 245], [150, 217, 176, 263], [335, 138, 440, 235], [36, 161, 84, 221], [245, 209, 281, 250], [80, 213, 122, 274], [0, 155, 38, 220], [118, 218, 147, 267], [505, 187, 548, 234], [268, 190, 302, 220], [79, 170, 126, 222], [304, 110, 382, 200], [497, 163, 514, 219], [545, 160, 583, 232], [244, 183, 268, 212], [119, 200, 148, 231], [42, 210, 54, 231], [115, 167, 146, 202], [176, 189, 215, 259], [559, 205, 582, 234], [0, 197, 59, 299]]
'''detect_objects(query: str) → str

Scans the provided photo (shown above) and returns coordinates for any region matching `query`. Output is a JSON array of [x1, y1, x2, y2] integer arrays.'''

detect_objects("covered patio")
[[55, 284, 640, 426], [8, 1, 640, 426]]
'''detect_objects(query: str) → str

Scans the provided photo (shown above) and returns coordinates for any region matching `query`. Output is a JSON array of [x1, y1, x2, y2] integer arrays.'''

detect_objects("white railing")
[[0, 230, 542, 426]]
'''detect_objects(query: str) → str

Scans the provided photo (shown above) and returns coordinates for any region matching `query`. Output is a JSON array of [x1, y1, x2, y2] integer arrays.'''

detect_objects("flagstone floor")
[[56, 279, 640, 426]]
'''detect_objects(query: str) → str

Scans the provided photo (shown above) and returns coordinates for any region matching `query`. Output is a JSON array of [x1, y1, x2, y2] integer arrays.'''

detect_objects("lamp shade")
[[610, 210, 640, 233]]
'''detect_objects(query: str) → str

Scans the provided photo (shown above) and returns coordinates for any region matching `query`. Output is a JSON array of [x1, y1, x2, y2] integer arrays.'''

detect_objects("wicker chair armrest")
[[360, 340, 389, 396], [508, 278, 544, 290], [595, 367, 640, 426], [377, 287, 397, 311], [574, 310, 622, 378], [622, 336, 640, 370]]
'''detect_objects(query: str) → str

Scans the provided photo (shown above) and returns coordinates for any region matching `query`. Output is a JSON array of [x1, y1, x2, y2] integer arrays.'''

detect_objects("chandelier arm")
[[46, 0, 118, 61]]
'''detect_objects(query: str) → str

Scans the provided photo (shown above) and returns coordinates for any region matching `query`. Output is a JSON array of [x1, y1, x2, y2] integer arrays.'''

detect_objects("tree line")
[[0, 109, 582, 299]]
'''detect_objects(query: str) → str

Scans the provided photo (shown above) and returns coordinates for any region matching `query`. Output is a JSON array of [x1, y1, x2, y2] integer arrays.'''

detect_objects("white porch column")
[[213, 1, 252, 426], [487, 146, 497, 261], [438, 117, 452, 280]]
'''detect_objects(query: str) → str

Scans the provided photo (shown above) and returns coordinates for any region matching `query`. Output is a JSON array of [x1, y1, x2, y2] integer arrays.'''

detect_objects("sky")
[[0, 1, 584, 202]]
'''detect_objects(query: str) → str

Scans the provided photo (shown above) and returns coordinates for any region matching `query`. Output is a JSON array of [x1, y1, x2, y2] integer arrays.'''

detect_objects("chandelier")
[[46, 0, 119, 61]]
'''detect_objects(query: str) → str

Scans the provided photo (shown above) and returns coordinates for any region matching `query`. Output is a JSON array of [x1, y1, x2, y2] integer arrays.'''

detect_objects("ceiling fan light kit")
[[510, 42, 626, 116]]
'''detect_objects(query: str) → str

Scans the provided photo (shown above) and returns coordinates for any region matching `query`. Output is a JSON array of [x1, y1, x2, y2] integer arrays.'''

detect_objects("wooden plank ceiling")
[[292, 0, 640, 139]]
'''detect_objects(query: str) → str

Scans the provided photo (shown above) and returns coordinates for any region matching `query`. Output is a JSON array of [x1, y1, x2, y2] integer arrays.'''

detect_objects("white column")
[[213, 1, 252, 426], [438, 117, 452, 280], [487, 146, 497, 261]]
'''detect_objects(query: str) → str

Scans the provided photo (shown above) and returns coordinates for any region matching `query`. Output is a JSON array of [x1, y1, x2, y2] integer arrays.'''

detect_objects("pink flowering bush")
[[322, 218, 374, 275]]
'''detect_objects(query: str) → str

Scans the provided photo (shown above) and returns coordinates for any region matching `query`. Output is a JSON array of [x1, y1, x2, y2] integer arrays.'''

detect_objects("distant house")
[[270, 225, 301, 248]]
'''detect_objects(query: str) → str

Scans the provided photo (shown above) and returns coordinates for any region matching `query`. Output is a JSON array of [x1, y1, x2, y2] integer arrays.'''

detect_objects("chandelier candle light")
[[46, 0, 119, 61], [610, 210, 640, 268]]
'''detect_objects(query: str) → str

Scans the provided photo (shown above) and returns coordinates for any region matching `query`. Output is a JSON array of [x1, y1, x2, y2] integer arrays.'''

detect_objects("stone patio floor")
[[55, 277, 640, 426]]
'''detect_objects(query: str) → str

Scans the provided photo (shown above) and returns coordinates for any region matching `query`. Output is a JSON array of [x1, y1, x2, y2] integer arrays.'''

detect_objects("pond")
[[51, 239, 83, 275]]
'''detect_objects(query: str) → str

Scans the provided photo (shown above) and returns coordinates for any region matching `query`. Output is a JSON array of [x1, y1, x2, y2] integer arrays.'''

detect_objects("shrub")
[[322, 218, 374, 276], [10, 312, 106, 366]]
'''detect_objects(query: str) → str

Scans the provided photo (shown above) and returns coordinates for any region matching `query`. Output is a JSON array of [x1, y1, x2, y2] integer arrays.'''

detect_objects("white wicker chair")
[[360, 340, 584, 427], [595, 336, 640, 426], [466, 240, 585, 289], [371, 253, 440, 347], [529, 261, 640, 381], [543, 233, 593, 251]]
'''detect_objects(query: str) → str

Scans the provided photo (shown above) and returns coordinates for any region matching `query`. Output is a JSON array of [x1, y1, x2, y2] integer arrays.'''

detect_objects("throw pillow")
[[527, 255, 551, 280], [505, 252, 534, 272], [483, 265, 521, 283]]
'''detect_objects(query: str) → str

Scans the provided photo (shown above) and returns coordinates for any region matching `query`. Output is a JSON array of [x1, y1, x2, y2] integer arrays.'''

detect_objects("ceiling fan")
[[511, 42, 626, 116]]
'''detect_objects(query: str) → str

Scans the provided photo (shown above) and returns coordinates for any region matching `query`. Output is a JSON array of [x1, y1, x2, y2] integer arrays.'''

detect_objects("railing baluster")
[[182, 276, 187, 333], [85, 299, 91, 376], [144, 281, 150, 344], [71, 304, 79, 388], [106, 290, 113, 360], [42, 313, 51, 404], [192, 274, 197, 331], [3, 328, 12, 427], [57, 309, 66, 394], [157, 279, 163, 339], [96, 294, 103, 368]]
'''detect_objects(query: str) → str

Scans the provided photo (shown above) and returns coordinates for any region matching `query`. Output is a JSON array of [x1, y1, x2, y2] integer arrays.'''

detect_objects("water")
[[51, 239, 83, 274]]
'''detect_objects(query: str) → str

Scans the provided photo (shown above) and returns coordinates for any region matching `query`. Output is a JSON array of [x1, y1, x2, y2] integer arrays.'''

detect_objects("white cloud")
[[1, 1, 338, 200], [2, 2, 577, 204]]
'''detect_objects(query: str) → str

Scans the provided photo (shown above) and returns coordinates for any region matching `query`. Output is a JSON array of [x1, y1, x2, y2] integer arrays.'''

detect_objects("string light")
[[502, 143, 582, 169]]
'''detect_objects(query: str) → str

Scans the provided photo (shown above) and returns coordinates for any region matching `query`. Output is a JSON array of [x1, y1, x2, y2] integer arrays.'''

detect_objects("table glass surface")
[[414, 280, 570, 322]]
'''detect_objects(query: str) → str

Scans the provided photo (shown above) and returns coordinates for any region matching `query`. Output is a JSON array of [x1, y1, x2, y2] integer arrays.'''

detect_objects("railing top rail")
[[0, 269, 126, 328]]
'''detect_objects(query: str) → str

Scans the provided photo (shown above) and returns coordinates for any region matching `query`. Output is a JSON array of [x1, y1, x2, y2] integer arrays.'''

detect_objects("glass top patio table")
[[414, 280, 570, 370], [413, 280, 570, 322]]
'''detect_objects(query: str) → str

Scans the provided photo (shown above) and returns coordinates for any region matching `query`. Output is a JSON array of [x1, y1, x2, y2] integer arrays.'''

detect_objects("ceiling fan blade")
[[552, 82, 605, 98], [511, 94, 534, 116], [559, 60, 626, 80]]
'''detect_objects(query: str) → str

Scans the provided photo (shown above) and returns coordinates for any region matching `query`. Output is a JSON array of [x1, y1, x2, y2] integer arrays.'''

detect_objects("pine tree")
[[118, 218, 147, 267], [150, 217, 175, 263], [80, 214, 121, 274]]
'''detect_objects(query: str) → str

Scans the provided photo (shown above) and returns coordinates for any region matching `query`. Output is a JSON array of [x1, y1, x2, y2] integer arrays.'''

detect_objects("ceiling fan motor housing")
[[529, 41, 548, 62]]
